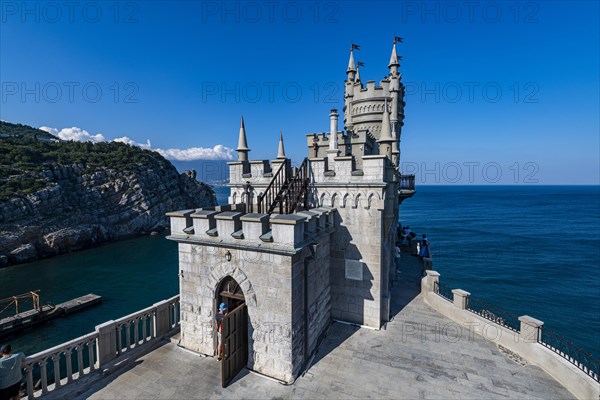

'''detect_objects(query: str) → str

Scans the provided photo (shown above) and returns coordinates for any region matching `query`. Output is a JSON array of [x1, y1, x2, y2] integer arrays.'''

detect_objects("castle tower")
[[167, 41, 415, 387]]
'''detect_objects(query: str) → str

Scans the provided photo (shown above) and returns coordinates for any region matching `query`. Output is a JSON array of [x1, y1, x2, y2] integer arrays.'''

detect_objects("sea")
[[1, 185, 598, 360]]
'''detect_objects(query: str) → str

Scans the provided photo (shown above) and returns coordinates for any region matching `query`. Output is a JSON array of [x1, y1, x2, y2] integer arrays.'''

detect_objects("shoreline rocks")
[[0, 165, 216, 267]]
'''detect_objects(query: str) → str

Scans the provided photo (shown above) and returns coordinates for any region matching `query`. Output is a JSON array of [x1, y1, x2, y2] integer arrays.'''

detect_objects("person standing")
[[0, 344, 25, 400], [215, 303, 228, 361]]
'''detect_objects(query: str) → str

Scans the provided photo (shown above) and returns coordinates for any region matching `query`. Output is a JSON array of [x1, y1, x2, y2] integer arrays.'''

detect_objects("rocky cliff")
[[0, 122, 217, 267]]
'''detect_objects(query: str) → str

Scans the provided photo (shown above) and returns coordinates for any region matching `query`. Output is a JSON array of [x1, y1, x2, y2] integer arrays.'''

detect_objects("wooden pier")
[[0, 293, 102, 338]]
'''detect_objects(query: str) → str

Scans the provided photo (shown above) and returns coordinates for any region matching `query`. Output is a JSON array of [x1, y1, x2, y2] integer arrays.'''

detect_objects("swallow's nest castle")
[[167, 42, 415, 384]]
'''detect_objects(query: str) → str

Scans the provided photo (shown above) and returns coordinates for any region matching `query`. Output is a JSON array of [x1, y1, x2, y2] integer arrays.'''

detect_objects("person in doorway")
[[0, 344, 25, 400], [215, 303, 228, 361]]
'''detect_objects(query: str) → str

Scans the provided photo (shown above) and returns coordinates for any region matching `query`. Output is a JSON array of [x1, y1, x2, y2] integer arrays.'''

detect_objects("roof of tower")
[[347, 50, 357, 73], [237, 116, 250, 152], [277, 131, 286, 159], [378, 99, 394, 143], [388, 43, 399, 67]]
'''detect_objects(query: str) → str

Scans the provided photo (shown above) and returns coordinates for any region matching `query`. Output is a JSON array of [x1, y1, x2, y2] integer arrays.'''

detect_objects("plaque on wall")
[[345, 259, 363, 280]]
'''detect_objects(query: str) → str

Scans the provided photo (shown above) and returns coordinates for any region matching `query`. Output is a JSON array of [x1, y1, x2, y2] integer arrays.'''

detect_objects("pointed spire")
[[378, 99, 394, 143], [355, 66, 361, 82], [277, 131, 286, 159], [347, 50, 356, 73], [388, 43, 399, 68], [237, 116, 250, 161]]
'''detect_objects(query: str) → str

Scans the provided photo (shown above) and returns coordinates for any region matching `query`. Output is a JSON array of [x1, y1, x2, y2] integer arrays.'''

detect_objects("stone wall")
[[168, 206, 336, 383]]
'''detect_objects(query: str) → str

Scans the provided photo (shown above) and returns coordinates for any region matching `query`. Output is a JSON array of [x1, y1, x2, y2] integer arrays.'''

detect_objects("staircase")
[[256, 158, 309, 214]]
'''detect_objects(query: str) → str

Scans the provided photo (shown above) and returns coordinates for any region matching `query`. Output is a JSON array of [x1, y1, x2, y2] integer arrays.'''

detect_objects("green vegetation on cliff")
[[0, 121, 175, 199]]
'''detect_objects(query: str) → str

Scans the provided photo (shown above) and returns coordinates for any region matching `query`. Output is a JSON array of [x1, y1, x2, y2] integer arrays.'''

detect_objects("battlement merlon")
[[308, 154, 395, 184], [227, 159, 291, 185], [165, 207, 337, 253]]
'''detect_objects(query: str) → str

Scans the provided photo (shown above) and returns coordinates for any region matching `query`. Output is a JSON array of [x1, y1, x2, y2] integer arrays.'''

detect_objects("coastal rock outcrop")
[[0, 163, 217, 267]]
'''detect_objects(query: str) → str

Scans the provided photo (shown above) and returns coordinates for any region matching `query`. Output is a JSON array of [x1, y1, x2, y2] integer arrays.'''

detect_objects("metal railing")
[[467, 298, 520, 332], [257, 158, 309, 215], [281, 158, 309, 214], [433, 281, 453, 302], [257, 161, 288, 214], [399, 174, 415, 191], [539, 328, 599, 382]]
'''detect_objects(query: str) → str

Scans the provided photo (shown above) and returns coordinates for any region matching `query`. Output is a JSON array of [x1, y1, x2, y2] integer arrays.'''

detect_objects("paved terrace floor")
[[73, 253, 572, 399]]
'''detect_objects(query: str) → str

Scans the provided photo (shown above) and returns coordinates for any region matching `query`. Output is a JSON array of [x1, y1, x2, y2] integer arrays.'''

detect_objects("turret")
[[277, 131, 286, 159], [237, 116, 250, 162], [378, 99, 394, 160], [344, 49, 357, 133], [388, 42, 400, 76], [346, 50, 357, 80], [389, 41, 401, 166]]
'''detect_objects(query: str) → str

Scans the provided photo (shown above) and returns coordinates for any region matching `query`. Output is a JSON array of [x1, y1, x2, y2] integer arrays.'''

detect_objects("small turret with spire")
[[237, 116, 250, 162], [277, 132, 286, 159], [378, 99, 394, 160]]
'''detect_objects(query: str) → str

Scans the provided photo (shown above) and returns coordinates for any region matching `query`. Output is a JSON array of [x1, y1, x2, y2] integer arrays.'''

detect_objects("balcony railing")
[[20, 295, 180, 399], [399, 174, 415, 191]]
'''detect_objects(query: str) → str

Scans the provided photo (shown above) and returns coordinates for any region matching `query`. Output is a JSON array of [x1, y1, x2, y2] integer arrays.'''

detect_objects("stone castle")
[[166, 42, 416, 384]]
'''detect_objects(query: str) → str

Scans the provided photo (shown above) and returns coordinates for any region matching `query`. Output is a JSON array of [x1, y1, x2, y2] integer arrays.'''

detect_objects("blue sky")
[[1, 1, 598, 184]]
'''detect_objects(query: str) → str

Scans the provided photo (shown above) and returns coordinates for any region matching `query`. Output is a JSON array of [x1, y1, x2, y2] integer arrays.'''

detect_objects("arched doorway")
[[217, 276, 245, 311], [215, 276, 248, 387]]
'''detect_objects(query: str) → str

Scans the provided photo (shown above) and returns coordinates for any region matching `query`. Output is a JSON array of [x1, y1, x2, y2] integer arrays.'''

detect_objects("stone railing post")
[[424, 270, 440, 292], [95, 320, 116, 368], [154, 300, 171, 338], [519, 315, 544, 343], [452, 289, 470, 310]]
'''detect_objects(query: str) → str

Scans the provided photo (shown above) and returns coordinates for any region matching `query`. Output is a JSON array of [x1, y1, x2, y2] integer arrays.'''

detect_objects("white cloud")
[[155, 144, 235, 161], [113, 136, 152, 150], [40, 126, 105, 143], [39, 125, 234, 160]]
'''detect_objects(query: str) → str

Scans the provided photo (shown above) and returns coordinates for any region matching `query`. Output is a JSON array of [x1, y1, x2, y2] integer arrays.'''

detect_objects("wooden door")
[[221, 302, 248, 387]]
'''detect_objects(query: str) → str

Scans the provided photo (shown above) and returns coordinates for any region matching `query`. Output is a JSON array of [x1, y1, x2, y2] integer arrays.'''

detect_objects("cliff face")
[[0, 122, 217, 267], [0, 164, 216, 266]]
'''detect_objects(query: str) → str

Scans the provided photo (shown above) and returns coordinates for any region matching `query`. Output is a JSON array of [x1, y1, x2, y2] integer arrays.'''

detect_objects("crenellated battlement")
[[166, 206, 336, 251]]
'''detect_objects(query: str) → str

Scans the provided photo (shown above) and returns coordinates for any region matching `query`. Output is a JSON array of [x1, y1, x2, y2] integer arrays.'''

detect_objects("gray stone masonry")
[[167, 206, 336, 383]]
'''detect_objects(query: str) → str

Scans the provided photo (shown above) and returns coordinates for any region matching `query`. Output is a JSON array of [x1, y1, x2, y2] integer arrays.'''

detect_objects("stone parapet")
[[167, 207, 336, 249]]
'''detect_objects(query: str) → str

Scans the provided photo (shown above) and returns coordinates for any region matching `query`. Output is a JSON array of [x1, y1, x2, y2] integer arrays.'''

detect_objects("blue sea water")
[[399, 185, 600, 357], [0, 185, 598, 360]]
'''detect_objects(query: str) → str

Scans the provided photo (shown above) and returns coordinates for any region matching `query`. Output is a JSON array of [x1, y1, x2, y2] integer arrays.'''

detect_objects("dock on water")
[[0, 293, 102, 338]]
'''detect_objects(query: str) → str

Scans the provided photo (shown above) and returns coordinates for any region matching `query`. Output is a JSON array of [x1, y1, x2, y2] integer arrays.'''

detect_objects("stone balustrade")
[[421, 271, 599, 400], [20, 295, 180, 399], [22, 332, 98, 399], [167, 207, 336, 251]]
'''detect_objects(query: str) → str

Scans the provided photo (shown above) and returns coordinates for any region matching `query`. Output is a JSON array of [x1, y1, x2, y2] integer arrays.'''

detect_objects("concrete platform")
[[74, 254, 573, 399]]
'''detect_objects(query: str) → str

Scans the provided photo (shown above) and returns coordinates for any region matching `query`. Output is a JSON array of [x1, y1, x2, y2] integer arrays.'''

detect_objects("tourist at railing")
[[0, 344, 25, 400]]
